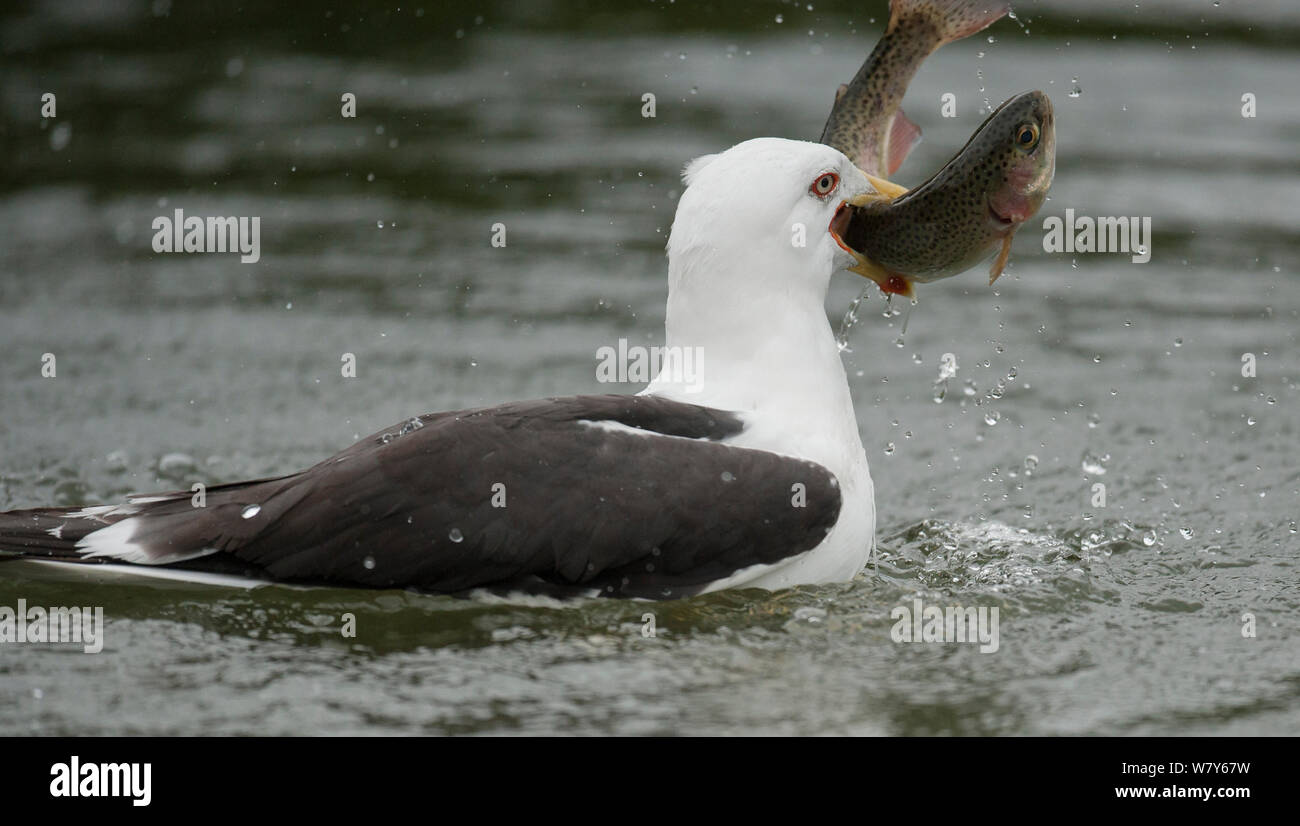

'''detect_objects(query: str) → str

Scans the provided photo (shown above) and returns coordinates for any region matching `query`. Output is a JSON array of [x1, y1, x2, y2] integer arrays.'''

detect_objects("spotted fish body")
[[819, 0, 1010, 177], [839, 90, 1055, 292]]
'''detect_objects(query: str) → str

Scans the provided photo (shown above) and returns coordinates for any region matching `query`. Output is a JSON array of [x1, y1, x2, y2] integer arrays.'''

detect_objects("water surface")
[[1, 0, 1297, 735]]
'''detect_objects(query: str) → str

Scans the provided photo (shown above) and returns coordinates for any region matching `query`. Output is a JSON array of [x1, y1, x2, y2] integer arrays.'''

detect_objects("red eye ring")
[[810, 172, 839, 198]]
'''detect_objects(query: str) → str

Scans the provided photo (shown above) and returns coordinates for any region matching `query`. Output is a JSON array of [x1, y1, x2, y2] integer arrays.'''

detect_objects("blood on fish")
[[883, 274, 912, 295]]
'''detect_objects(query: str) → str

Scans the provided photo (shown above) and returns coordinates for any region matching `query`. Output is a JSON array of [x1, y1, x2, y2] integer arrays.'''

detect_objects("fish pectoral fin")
[[849, 257, 915, 299], [885, 109, 923, 175], [989, 232, 1016, 285], [863, 173, 909, 200], [834, 83, 848, 104]]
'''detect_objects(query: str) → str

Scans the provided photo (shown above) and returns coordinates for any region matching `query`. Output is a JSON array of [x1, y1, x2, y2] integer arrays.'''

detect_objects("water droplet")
[[984, 410, 1000, 426], [774, 13, 784, 23], [50, 123, 72, 151], [1174, 337, 1183, 347], [1142, 530, 1157, 546], [938, 355, 958, 381], [362, 556, 375, 570], [1088, 412, 1101, 429], [241, 504, 261, 519], [449, 528, 464, 543], [399, 417, 424, 435], [721, 471, 735, 482], [1024, 454, 1039, 475], [376, 220, 384, 229], [883, 442, 895, 455], [835, 285, 872, 353], [1179, 527, 1194, 540], [793, 606, 826, 623], [1081, 452, 1109, 476], [1247, 416, 1257, 426]]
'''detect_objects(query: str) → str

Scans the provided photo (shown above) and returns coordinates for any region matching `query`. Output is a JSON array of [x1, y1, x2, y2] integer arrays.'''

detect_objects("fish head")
[[984, 90, 1055, 235]]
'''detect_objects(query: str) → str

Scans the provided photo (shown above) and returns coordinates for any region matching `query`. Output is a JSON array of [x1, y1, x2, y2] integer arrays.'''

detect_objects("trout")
[[832, 90, 1056, 298]]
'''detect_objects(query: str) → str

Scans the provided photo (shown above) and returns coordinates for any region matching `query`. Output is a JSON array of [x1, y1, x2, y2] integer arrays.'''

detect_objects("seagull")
[[0, 138, 885, 599]]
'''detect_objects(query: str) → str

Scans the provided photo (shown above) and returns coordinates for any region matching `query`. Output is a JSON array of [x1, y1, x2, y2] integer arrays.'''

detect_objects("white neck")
[[645, 261, 866, 475]]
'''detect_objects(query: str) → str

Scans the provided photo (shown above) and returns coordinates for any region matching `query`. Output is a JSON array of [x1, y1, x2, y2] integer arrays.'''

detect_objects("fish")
[[832, 89, 1056, 298], [820, 0, 1011, 177]]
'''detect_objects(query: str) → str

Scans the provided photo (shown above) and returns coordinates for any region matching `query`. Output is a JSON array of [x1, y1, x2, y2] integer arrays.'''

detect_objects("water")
[[1, 0, 1297, 735]]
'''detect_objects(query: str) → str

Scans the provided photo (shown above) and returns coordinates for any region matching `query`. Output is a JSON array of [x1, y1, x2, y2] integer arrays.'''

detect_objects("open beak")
[[828, 171, 916, 299]]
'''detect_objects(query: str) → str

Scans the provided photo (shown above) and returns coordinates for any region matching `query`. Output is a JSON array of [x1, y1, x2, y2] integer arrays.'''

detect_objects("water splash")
[[836, 285, 873, 353], [932, 352, 958, 403], [1081, 452, 1110, 476]]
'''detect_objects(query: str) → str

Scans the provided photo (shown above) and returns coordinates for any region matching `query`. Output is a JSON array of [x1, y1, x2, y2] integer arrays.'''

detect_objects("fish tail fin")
[[888, 0, 1010, 44]]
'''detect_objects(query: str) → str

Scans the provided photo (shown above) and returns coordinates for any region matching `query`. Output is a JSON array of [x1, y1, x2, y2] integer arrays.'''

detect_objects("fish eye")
[[810, 172, 839, 198], [1015, 123, 1040, 150]]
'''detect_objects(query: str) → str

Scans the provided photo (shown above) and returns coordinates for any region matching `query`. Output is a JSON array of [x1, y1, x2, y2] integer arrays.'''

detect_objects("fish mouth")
[[988, 202, 1019, 236], [988, 203, 1016, 226], [829, 199, 915, 299], [987, 193, 1036, 234]]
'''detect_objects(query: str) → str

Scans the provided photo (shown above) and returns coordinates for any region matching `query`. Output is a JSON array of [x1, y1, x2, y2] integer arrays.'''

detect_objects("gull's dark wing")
[[0, 395, 842, 598]]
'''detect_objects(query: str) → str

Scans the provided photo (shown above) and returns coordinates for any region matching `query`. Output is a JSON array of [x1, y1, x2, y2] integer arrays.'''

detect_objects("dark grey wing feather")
[[0, 395, 842, 598]]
